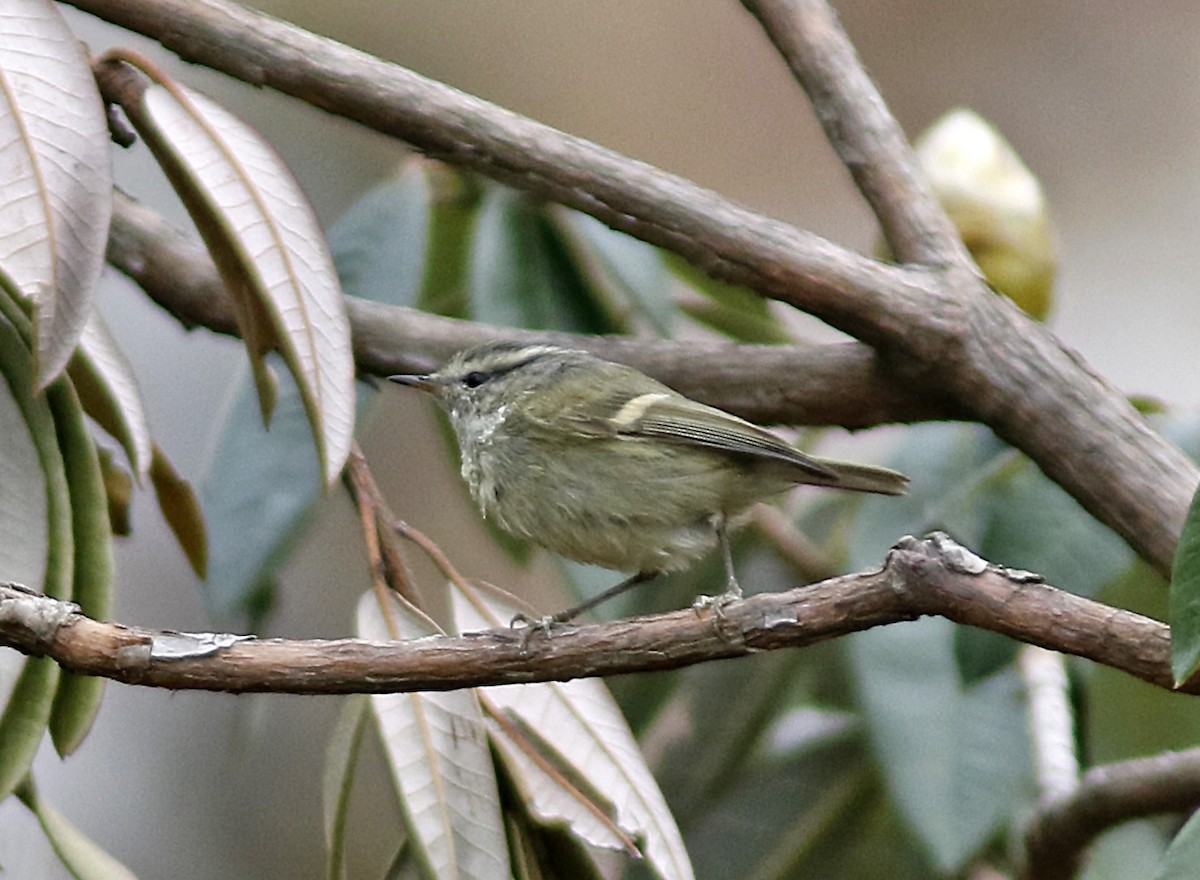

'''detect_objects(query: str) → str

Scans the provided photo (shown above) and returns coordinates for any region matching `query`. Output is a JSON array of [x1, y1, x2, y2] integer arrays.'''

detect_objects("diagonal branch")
[[740, 0, 971, 269], [734, 0, 1197, 575], [0, 535, 1188, 696], [71, 0, 927, 348]]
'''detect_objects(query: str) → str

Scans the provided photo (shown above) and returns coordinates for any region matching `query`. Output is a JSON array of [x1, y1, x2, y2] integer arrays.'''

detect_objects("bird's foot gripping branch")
[[0, 533, 1179, 696]]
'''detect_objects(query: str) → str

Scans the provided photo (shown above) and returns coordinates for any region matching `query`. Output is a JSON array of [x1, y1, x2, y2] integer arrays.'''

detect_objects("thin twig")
[[752, 504, 840, 583], [343, 444, 415, 638], [343, 444, 418, 601], [390, 519, 475, 598], [383, 515, 528, 629]]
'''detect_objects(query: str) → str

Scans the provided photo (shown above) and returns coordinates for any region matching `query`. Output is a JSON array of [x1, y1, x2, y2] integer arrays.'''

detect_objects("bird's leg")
[[511, 570, 656, 631], [554, 571, 656, 622], [693, 515, 742, 613], [718, 516, 742, 599]]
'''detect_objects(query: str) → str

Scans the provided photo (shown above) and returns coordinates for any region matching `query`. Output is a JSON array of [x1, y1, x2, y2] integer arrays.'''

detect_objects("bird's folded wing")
[[549, 390, 837, 478]]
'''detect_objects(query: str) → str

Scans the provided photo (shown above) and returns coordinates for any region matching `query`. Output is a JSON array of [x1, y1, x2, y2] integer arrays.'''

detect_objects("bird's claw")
[[510, 611, 557, 648], [692, 579, 743, 620]]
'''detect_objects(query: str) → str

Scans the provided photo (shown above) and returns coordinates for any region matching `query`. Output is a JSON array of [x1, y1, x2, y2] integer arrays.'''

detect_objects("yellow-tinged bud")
[[915, 108, 1057, 320]]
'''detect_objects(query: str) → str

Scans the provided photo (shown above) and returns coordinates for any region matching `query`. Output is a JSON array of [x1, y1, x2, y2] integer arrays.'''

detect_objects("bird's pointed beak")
[[388, 373, 440, 393]]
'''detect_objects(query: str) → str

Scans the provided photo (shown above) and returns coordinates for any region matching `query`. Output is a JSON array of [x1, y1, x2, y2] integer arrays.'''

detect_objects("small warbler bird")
[[390, 341, 908, 622]]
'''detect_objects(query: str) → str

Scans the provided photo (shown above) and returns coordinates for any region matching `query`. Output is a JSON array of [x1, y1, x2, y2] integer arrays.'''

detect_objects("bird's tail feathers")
[[802, 457, 910, 496]]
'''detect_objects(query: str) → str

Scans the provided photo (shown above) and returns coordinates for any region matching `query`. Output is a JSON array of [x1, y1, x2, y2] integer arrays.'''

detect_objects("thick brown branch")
[[737, 0, 1198, 572], [0, 535, 1184, 696], [106, 191, 954, 429], [78, 0, 1198, 572], [740, 0, 970, 268], [959, 294, 1195, 577], [72, 0, 928, 347], [1024, 748, 1200, 880]]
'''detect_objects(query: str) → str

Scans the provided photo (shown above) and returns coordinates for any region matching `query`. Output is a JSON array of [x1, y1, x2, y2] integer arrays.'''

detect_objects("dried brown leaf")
[[149, 442, 207, 578]]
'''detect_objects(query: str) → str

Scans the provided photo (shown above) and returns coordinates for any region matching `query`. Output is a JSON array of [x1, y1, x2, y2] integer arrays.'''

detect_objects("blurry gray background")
[[3, 1, 1199, 877]]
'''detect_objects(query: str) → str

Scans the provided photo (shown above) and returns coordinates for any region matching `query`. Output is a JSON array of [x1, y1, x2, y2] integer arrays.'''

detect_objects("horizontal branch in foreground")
[[106, 191, 957, 429], [0, 534, 1184, 696]]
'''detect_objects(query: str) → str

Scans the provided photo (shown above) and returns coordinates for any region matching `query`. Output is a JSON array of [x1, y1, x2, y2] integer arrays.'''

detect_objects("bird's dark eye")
[[463, 371, 489, 388]]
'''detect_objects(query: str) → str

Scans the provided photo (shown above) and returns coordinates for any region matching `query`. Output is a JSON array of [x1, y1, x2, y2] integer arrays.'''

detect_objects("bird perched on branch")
[[391, 341, 908, 623]]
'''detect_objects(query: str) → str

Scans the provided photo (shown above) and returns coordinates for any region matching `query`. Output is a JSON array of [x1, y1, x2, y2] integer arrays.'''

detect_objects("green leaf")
[[416, 164, 479, 318], [850, 421, 1129, 592], [683, 741, 934, 880], [468, 185, 621, 334], [45, 375, 114, 757], [69, 311, 152, 482], [199, 358, 321, 620], [653, 650, 806, 828], [1154, 808, 1200, 880], [664, 252, 789, 344], [0, 295, 72, 800], [323, 694, 369, 880], [0, 657, 59, 803], [851, 421, 1131, 684], [1170, 486, 1200, 684], [96, 448, 132, 536], [546, 208, 674, 336], [330, 160, 438, 311], [952, 453, 1134, 682], [1082, 820, 1169, 880], [850, 618, 1032, 872], [1088, 561, 1200, 763], [687, 762, 866, 880], [0, 285, 74, 601], [16, 780, 137, 880], [846, 423, 1011, 572], [980, 458, 1131, 599], [1087, 653, 1200, 762], [332, 158, 479, 316], [0, 294, 53, 594]]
